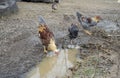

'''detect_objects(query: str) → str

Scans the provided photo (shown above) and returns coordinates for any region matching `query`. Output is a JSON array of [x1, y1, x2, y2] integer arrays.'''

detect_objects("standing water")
[[23, 49, 78, 78]]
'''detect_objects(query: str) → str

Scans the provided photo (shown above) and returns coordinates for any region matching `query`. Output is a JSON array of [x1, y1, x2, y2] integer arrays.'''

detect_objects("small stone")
[[67, 45, 75, 49]]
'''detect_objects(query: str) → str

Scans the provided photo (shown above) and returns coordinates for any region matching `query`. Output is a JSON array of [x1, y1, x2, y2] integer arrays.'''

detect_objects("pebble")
[[67, 45, 75, 49]]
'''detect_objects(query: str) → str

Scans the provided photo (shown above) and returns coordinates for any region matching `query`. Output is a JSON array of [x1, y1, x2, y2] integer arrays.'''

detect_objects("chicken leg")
[[43, 46, 47, 53], [83, 29, 92, 35], [70, 39, 73, 44]]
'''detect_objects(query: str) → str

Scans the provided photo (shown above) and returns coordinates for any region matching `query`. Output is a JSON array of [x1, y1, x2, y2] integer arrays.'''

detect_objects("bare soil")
[[0, 0, 120, 78]]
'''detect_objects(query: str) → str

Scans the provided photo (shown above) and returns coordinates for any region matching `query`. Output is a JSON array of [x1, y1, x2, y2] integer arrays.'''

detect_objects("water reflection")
[[24, 48, 78, 78]]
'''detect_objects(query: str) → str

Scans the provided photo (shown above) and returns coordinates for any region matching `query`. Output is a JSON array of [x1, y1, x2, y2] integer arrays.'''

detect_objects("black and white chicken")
[[68, 23, 79, 44]]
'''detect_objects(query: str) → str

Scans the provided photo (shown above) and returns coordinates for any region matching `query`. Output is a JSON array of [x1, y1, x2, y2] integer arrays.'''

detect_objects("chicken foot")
[[43, 46, 47, 53]]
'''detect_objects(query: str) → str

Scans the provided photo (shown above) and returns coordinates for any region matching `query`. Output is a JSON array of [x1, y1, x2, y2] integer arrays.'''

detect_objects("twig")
[[107, 35, 120, 37], [83, 30, 92, 35]]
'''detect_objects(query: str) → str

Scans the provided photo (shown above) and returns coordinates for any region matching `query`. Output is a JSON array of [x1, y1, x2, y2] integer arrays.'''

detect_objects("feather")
[[47, 38, 57, 51], [38, 16, 47, 25]]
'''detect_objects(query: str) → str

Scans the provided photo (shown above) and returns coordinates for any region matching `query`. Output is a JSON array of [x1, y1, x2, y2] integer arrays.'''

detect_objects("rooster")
[[76, 12, 102, 29], [68, 23, 79, 44], [38, 16, 59, 55]]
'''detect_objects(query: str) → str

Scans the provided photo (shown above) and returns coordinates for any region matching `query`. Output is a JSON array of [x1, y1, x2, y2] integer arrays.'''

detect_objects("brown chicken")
[[38, 16, 59, 54]]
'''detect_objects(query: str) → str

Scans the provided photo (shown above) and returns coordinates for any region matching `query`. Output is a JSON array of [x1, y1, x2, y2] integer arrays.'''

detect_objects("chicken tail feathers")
[[38, 16, 47, 25], [76, 12, 82, 18], [76, 12, 83, 24]]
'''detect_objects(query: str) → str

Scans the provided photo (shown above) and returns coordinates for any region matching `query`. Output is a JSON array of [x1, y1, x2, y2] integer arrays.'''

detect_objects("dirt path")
[[0, 0, 120, 78]]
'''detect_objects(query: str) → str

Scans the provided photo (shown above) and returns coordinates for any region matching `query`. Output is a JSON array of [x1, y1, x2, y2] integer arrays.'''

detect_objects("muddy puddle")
[[22, 48, 79, 78]]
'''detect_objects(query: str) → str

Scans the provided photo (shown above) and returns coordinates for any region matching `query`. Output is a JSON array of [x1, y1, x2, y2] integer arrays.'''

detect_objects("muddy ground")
[[0, 0, 120, 78]]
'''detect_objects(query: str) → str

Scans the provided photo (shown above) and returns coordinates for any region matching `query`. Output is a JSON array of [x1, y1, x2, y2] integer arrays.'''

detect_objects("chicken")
[[76, 12, 102, 29], [68, 23, 79, 44], [38, 16, 59, 54], [52, 2, 57, 12], [76, 12, 102, 35]]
